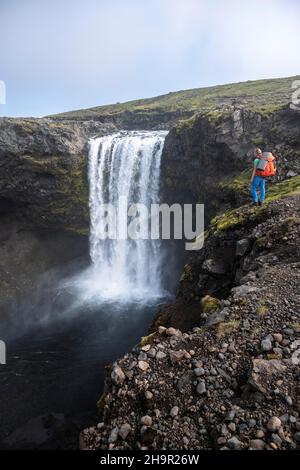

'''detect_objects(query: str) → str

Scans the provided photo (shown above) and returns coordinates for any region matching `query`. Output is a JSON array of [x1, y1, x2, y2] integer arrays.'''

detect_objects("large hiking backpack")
[[256, 152, 276, 177]]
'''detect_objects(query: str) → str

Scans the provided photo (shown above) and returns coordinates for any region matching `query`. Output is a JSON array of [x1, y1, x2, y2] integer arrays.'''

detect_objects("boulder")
[[202, 259, 227, 276], [248, 359, 287, 394], [111, 364, 126, 386], [231, 285, 258, 298], [236, 238, 251, 257], [204, 310, 226, 327]]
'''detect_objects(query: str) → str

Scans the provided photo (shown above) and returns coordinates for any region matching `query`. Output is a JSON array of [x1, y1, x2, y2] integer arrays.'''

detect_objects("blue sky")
[[0, 0, 300, 117]]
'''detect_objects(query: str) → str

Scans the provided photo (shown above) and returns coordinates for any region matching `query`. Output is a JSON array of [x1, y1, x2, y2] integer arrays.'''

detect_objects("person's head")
[[254, 147, 262, 157]]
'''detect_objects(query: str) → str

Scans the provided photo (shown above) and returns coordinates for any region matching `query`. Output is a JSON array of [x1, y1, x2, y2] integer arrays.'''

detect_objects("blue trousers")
[[251, 175, 266, 202]]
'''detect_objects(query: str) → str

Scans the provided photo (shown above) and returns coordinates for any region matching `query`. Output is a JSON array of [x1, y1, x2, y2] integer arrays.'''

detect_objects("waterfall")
[[87, 130, 168, 302]]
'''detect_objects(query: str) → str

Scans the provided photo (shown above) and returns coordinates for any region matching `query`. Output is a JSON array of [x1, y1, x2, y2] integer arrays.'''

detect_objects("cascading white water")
[[86, 130, 168, 302]]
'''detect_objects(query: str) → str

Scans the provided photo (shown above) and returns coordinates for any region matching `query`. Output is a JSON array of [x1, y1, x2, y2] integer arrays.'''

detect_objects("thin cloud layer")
[[0, 0, 299, 116]]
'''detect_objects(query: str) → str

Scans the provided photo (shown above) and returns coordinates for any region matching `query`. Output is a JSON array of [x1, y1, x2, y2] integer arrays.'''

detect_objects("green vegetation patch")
[[257, 299, 268, 318], [201, 295, 221, 313], [212, 175, 300, 233], [266, 175, 300, 201], [217, 320, 240, 338], [140, 332, 157, 347], [48, 76, 299, 121], [219, 169, 252, 198], [180, 264, 193, 282], [211, 204, 266, 232]]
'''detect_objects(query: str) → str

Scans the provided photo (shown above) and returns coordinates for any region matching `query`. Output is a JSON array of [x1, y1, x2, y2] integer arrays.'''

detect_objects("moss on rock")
[[19, 154, 90, 235], [201, 295, 221, 313], [211, 204, 266, 232], [140, 332, 157, 347], [266, 175, 300, 201], [211, 176, 300, 233], [180, 264, 194, 283]]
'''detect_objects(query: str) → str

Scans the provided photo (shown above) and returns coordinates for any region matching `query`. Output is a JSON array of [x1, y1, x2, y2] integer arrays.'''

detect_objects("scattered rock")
[[204, 311, 226, 327], [170, 406, 179, 418], [250, 439, 265, 450], [202, 259, 227, 276], [236, 238, 250, 257], [158, 326, 167, 334], [108, 427, 119, 443], [138, 361, 150, 371], [261, 338, 273, 352], [267, 417, 282, 433], [273, 333, 283, 343], [231, 285, 258, 298], [111, 364, 126, 386], [166, 327, 178, 336], [196, 381, 206, 395], [119, 423, 132, 440], [156, 351, 167, 360], [227, 436, 241, 450], [248, 359, 287, 394], [141, 415, 152, 427]]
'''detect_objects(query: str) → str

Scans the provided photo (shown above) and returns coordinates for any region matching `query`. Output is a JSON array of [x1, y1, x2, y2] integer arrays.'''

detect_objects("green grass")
[[257, 299, 268, 318], [217, 320, 240, 338], [201, 295, 221, 313], [266, 175, 300, 201], [212, 175, 300, 232], [211, 204, 266, 232], [219, 168, 252, 197], [47, 75, 299, 121]]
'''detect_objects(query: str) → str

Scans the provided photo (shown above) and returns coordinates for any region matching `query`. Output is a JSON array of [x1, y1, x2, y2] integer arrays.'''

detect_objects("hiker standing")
[[250, 148, 276, 206]]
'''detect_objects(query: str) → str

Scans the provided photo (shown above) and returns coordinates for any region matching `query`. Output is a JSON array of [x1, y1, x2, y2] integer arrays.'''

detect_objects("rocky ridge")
[[80, 191, 300, 450]]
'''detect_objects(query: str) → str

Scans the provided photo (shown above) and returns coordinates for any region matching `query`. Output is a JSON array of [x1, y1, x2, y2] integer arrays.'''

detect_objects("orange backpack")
[[256, 152, 276, 177]]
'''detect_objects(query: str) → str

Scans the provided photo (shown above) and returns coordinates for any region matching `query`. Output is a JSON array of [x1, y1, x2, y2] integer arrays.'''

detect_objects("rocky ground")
[[80, 191, 300, 450]]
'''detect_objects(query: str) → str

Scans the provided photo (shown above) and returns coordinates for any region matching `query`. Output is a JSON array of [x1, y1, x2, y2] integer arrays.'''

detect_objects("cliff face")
[[1, 102, 300, 305], [0, 118, 118, 232], [0, 118, 117, 302], [161, 107, 300, 222]]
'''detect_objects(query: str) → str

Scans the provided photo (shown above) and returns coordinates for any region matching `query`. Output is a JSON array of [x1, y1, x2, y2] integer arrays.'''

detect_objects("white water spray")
[[85, 130, 167, 302]]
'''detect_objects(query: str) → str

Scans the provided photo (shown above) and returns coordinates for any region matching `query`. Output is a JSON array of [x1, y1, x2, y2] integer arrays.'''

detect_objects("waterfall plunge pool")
[[0, 280, 168, 449]]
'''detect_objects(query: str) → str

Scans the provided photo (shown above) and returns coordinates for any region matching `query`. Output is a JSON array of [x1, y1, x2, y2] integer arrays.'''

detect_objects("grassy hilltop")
[[49, 75, 300, 121]]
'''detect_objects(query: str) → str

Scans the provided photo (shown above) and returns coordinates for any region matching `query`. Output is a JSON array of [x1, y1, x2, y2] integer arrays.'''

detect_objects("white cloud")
[[0, 0, 299, 115]]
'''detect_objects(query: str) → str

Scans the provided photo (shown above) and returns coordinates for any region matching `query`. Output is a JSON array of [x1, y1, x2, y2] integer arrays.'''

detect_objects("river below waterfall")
[[0, 292, 167, 449]]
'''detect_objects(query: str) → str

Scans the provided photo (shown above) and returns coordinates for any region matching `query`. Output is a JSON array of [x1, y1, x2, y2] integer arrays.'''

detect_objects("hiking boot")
[[258, 200, 264, 207], [251, 201, 258, 207]]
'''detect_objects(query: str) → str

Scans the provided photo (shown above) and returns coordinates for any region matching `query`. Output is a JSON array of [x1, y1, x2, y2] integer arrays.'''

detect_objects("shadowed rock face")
[[0, 118, 117, 302], [0, 118, 118, 232]]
